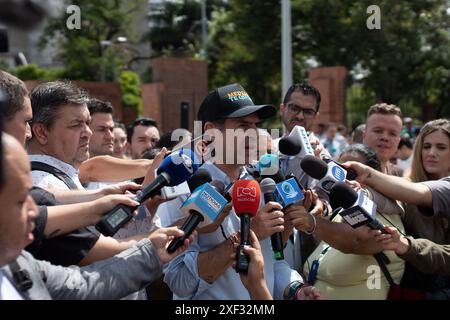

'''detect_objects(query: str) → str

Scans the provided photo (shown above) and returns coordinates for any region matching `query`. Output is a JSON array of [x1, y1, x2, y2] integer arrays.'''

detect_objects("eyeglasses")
[[286, 103, 316, 117]]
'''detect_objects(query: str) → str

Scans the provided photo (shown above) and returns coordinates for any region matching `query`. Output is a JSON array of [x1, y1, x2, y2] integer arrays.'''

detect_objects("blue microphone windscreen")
[[157, 148, 200, 186], [258, 154, 279, 176]]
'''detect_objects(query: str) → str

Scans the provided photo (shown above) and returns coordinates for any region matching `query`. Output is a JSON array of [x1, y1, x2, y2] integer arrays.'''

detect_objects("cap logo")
[[227, 90, 250, 102]]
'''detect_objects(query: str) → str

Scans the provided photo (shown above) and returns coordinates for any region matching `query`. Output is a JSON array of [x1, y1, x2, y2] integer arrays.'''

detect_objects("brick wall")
[[308, 66, 347, 131], [24, 58, 209, 134], [141, 82, 164, 126], [149, 57, 208, 133]]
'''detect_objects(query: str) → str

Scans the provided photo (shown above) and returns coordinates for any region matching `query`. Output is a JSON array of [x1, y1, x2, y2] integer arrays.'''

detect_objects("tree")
[[40, 0, 147, 81], [293, 0, 450, 120], [208, 0, 286, 129], [144, 0, 227, 57]]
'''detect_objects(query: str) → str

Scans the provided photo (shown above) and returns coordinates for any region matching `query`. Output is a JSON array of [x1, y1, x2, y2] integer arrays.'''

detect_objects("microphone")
[[329, 182, 387, 233], [260, 178, 284, 260], [273, 176, 305, 208], [245, 162, 261, 179], [258, 153, 285, 184], [321, 155, 358, 180], [167, 181, 228, 253], [278, 126, 314, 158], [187, 168, 212, 191], [195, 180, 233, 234], [233, 179, 261, 274], [161, 167, 213, 200], [258, 153, 280, 177], [157, 167, 210, 200], [300, 155, 347, 192], [160, 182, 190, 200], [96, 149, 199, 236], [279, 135, 301, 156]]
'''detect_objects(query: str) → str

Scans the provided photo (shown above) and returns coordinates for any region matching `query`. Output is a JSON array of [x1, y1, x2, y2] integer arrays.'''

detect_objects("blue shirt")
[[161, 162, 302, 300]]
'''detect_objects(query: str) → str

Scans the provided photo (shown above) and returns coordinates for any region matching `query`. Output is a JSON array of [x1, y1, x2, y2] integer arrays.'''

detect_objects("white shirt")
[[0, 271, 23, 300], [396, 155, 412, 173], [29, 154, 84, 190]]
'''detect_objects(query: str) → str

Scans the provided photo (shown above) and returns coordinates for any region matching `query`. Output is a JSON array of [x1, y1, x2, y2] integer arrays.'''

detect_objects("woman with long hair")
[[400, 119, 450, 299], [408, 119, 450, 183]]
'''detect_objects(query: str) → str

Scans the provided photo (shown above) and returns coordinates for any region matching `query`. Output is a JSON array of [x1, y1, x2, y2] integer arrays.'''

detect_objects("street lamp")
[[100, 36, 128, 82], [281, 0, 293, 99]]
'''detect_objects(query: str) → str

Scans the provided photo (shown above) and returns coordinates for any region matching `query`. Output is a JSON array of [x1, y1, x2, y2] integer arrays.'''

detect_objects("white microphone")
[[278, 126, 315, 158]]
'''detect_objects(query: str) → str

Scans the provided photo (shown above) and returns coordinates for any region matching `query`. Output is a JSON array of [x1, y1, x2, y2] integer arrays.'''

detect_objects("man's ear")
[[32, 123, 49, 145], [280, 103, 286, 113]]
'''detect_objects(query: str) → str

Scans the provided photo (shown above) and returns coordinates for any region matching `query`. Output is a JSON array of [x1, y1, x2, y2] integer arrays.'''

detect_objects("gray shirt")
[[0, 239, 162, 300], [422, 177, 450, 219]]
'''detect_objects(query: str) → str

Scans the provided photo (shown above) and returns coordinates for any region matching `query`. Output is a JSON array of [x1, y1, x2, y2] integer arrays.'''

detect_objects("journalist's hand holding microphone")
[[250, 201, 285, 240], [233, 230, 272, 300], [285, 190, 323, 233], [149, 226, 196, 264], [141, 147, 168, 216]]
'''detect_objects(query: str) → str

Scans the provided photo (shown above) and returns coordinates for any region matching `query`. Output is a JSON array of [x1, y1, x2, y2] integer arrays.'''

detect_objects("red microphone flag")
[[232, 179, 261, 217]]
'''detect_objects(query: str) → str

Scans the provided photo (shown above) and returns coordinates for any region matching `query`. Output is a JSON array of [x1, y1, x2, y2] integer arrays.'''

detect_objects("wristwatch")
[[284, 280, 304, 300]]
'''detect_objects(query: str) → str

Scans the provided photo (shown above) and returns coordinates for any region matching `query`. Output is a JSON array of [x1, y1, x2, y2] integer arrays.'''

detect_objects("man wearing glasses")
[[275, 83, 329, 274], [280, 84, 321, 135]]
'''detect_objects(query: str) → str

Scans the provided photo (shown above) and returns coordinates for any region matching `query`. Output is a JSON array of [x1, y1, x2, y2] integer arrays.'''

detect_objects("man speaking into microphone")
[[162, 83, 320, 300]]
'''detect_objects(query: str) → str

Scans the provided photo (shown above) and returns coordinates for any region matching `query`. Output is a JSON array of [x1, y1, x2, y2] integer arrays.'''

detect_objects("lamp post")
[[100, 36, 128, 82], [201, 0, 207, 58], [281, 0, 293, 99]]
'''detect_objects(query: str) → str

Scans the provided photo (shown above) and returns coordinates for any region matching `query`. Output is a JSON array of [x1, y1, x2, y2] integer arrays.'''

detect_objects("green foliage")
[[0, 59, 11, 73], [206, 0, 450, 122], [40, 0, 146, 81], [119, 70, 142, 116], [208, 0, 282, 126], [14, 64, 65, 81], [145, 0, 227, 57], [293, 0, 450, 120], [346, 84, 376, 128]]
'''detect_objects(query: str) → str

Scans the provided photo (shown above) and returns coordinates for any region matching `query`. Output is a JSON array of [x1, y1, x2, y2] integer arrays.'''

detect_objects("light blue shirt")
[[162, 162, 302, 300]]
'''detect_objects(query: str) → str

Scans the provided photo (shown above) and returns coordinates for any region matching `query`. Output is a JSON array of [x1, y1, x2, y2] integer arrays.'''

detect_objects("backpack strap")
[[31, 161, 79, 190], [374, 253, 396, 286], [9, 260, 33, 292]]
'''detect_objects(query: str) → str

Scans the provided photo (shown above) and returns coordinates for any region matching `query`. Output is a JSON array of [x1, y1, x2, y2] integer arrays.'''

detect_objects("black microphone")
[[329, 182, 387, 233], [300, 155, 350, 192], [187, 168, 212, 191], [210, 180, 225, 195], [321, 155, 358, 180], [260, 177, 284, 260], [96, 149, 199, 236], [167, 180, 227, 253], [279, 135, 302, 156], [278, 126, 315, 158]]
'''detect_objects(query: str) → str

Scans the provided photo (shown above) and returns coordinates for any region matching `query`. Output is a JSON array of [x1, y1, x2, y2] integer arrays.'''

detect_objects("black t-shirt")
[[26, 186, 99, 266]]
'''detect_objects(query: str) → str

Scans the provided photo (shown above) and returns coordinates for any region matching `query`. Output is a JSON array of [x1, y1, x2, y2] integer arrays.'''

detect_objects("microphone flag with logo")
[[232, 179, 261, 273]]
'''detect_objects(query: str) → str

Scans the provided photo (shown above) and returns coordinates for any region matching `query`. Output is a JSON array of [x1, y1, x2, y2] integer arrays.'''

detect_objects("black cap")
[[197, 83, 276, 122]]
